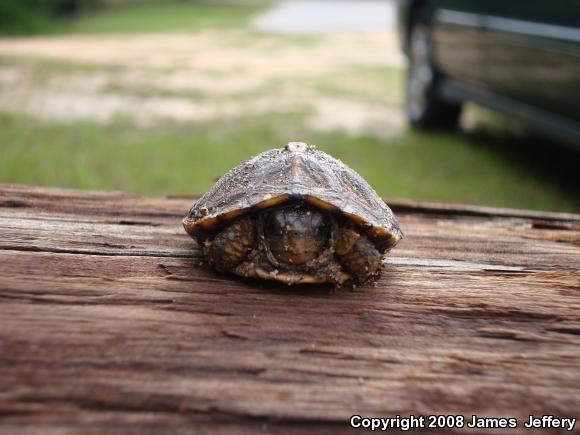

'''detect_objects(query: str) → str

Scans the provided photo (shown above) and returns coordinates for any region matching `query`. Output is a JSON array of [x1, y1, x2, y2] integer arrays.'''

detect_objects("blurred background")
[[0, 0, 578, 212]]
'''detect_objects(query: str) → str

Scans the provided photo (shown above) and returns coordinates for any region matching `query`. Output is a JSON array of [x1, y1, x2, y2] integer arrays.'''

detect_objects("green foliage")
[[0, 0, 268, 35], [0, 0, 46, 34], [0, 0, 101, 34], [45, 1, 263, 34]]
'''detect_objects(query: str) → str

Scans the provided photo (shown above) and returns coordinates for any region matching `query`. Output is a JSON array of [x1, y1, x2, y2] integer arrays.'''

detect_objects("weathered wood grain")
[[0, 184, 579, 434]]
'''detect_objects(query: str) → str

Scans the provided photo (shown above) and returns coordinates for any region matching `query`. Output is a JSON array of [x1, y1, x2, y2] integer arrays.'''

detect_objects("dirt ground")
[[0, 29, 405, 137]]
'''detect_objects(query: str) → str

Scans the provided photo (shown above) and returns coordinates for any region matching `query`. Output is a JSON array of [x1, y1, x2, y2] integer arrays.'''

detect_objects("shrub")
[[0, 0, 102, 34]]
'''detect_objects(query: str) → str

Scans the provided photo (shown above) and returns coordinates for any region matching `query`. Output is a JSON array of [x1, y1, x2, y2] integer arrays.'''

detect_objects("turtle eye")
[[311, 212, 331, 241], [265, 210, 285, 239]]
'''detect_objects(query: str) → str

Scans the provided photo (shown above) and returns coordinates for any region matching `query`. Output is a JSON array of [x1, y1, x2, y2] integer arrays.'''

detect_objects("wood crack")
[[0, 245, 198, 259]]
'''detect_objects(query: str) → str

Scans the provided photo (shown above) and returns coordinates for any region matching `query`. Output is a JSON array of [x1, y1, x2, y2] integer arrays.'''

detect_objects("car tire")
[[405, 22, 462, 130]]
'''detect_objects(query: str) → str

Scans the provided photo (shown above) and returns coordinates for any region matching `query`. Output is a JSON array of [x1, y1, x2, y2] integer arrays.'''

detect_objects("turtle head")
[[263, 205, 330, 266]]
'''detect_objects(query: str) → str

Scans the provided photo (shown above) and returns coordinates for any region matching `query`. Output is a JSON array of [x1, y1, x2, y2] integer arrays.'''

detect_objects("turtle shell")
[[183, 142, 403, 251]]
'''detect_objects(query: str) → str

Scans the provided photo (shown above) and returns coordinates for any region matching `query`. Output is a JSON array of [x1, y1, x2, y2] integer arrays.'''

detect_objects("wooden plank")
[[0, 184, 579, 434]]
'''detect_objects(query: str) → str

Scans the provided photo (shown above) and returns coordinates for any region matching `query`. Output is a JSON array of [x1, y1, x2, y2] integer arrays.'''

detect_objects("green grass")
[[42, 1, 270, 35], [1, 113, 578, 213]]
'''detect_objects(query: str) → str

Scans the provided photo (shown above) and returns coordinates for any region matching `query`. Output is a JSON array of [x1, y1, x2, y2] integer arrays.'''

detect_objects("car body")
[[398, 0, 580, 149]]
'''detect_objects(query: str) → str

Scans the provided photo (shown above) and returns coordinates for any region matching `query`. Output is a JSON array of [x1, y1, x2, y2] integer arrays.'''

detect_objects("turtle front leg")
[[204, 216, 256, 272], [335, 227, 382, 283]]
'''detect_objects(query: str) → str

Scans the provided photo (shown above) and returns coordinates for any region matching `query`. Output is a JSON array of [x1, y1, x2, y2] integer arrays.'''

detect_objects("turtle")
[[183, 142, 403, 286]]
